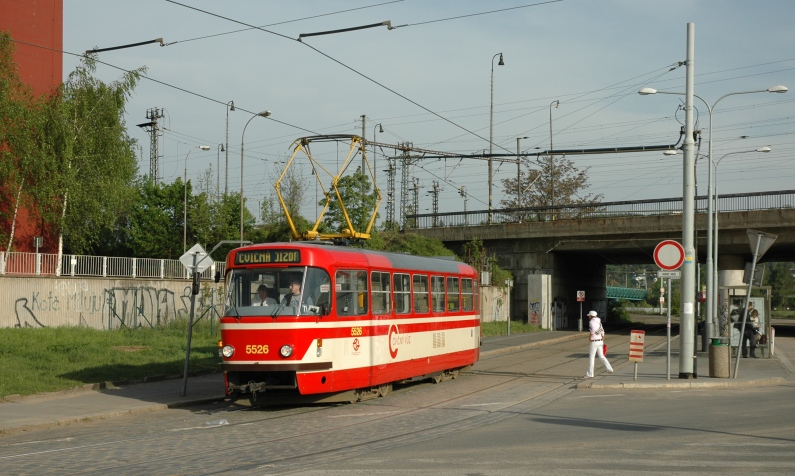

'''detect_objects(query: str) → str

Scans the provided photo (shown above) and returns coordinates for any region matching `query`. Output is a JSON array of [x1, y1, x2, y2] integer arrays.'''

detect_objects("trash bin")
[[709, 338, 730, 378]]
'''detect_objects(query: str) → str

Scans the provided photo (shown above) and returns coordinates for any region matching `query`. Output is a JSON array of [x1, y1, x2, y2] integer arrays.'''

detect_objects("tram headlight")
[[221, 345, 235, 358], [279, 345, 293, 358]]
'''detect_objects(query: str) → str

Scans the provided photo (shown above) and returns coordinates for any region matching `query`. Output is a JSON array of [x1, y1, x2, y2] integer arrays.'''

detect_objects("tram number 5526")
[[245, 344, 269, 354]]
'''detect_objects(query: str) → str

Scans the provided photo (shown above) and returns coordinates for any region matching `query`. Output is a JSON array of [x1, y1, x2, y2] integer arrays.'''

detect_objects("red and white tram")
[[218, 242, 481, 404]]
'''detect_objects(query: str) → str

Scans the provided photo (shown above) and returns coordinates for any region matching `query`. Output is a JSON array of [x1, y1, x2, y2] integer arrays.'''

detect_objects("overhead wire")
[[164, 0, 561, 155]]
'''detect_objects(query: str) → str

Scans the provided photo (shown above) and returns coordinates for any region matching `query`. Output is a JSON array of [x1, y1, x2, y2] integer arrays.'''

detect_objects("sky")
[[61, 0, 795, 224]]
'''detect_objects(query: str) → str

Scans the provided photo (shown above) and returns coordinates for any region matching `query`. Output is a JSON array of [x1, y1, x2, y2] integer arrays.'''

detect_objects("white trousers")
[[586, 340, 613, 377]]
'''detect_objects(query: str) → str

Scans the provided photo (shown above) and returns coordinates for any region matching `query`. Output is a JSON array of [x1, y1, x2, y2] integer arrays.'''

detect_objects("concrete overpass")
[[407, 190, 795, 326]]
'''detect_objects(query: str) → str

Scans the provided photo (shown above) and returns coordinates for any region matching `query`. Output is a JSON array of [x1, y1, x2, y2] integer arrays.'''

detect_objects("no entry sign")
[[654, 240, 684, 271]]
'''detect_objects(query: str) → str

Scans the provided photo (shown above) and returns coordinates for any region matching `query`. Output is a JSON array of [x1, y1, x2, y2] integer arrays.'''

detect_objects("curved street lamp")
[[184, 145, 211, 253], [549, 100, 560, 211], [240, 110, 271, 242], [516, 136, 528, 210], [216, 143, 224, 198], [224, 100, 235, 195], [489, 52, 504, 220], [373, 123, 383, 190], [639, 84, 787, 343]]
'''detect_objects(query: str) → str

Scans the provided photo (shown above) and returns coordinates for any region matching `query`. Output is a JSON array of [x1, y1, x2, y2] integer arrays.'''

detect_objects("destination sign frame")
[[235, 249, 301, 265]]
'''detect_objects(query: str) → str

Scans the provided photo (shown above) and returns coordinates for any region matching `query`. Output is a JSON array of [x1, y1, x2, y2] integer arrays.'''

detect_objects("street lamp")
[[184, 145, 211, 253], [639, 84, 787, 343], [712, 146, 771, 334], [516, 136, 528, 210], [373, 123, 383, 190], [225, 100, 235, 195], [240, 110, 271, 242], [216, 143, 224, 198], [489, 52, 504, 220], [549, 100, 560, 212]]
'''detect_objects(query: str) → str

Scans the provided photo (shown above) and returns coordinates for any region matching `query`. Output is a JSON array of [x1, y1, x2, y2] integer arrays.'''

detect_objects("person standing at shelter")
[[585, 310, 613, 378]]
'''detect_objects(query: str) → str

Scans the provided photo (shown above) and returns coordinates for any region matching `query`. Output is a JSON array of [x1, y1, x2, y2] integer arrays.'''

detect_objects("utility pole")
[[680, 22, 696, 379], [429, 180, 440, 227], [385, 157, 396, 226], [136, 107, 164, 185], [411, 177, 421, 225], [399, 142, 414, 226]]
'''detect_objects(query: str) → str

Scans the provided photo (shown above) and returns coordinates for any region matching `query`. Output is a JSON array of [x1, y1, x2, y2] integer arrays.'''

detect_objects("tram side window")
[[371, 271, 391, 315], [394, 273, 411, 314], [336, 270, 368, 315], [447, 277, 460, 311], [461, 278, 474, 311], [474, 279, 480, 312], [413, 274, 429, 313], [431, 276, 445, 312]]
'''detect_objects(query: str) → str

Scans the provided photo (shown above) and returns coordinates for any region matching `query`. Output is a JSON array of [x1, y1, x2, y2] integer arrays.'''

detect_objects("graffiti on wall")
[[528, 300, 542, 326], [11, 279, 223, 329]]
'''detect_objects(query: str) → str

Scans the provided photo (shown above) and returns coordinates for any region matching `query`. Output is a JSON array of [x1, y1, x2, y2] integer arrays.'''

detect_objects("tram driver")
[[282, 278, 314, 309], [256, 284, 277, 306]]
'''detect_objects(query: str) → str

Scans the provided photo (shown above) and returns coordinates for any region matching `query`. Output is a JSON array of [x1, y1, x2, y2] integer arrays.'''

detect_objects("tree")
[[368, 230, 454, 257], [500, 155, 603, 221], [0, 32, 45, 253], [126, 179, 185, 259], [38, 54, 144, 259], [320, 167, 379, 234], [765, 262, 795, 310]]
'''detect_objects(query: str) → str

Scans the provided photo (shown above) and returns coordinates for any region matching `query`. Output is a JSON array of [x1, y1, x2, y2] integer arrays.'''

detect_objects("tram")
[[218, 241, 481, 404]]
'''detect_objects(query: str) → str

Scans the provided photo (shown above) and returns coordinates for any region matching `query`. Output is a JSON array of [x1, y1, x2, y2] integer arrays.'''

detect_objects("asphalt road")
[[1, 328, 793, 475]]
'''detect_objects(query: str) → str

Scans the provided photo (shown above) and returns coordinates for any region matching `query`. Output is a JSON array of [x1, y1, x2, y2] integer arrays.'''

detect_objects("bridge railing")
[[406, 189, 795, 229]]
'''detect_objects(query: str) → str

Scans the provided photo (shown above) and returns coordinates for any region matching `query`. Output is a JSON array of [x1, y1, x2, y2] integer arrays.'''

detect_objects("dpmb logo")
[[388, 325, 411, 359]]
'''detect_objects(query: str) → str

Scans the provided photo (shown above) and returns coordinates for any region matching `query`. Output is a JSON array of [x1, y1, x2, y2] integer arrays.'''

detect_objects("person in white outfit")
[[585, 310, 613, 378]]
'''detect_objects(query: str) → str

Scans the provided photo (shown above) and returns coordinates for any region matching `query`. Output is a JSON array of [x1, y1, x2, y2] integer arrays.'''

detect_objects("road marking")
[[460, 402, 506, 407], [576, 394, 623, 398], [327, 411, 399, 418]]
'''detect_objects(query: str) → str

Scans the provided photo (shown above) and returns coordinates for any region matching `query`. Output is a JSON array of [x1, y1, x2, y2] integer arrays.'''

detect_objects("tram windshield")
[[225, 266, 331, 317]]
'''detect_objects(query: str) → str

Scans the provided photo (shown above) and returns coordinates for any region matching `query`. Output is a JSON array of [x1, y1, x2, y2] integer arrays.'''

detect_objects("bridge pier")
[[492, 242, 606, 329]]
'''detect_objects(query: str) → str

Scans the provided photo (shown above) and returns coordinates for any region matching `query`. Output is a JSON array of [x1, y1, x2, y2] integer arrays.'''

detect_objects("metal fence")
[[0, 252, 225, 280], [406, 189, 795, 229]]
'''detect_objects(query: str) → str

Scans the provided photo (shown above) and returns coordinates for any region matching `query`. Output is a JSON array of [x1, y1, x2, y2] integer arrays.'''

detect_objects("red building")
[[0, 0, 63, 253]]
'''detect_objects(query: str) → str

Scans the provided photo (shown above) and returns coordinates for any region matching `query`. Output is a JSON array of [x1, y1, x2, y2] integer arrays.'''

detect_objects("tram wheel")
[[377, 384, 392, 397], [432, 373, 443, 384]]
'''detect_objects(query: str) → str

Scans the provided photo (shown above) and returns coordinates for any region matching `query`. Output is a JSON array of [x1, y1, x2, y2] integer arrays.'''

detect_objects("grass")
[[0, 320, 220, 398], [481, 320, 545, 336], [1, 318, 544, 398]]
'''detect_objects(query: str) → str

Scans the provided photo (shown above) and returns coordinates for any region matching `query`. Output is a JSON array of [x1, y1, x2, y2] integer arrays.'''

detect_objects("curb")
[[576, 377, 786, 389]]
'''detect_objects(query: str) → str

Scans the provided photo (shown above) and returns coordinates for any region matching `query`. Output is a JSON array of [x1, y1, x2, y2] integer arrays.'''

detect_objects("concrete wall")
[[480, 285, 511, 323], [1, 276, 223, 329]]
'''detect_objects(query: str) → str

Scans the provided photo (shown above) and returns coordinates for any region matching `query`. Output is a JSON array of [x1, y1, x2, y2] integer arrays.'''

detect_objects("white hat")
[[587, 310, 598, 317]]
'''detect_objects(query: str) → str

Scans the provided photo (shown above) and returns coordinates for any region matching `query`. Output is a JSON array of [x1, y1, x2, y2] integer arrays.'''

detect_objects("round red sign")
[[654, 240, 685, 271]]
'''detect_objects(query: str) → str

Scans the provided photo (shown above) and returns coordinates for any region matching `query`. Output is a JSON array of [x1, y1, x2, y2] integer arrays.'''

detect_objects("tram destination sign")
[[235, 249, 301, 265]]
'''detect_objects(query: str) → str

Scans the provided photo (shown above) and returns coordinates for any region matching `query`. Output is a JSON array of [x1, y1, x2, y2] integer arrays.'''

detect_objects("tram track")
[[2, 324, 675, 474]]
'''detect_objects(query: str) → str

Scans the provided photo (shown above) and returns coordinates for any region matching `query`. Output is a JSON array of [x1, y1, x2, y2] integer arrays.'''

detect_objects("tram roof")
[[231, 242, 476, 276]]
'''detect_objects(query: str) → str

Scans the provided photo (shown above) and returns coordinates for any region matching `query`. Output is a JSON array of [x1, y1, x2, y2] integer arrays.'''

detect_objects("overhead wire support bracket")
[[85, 38, 164, 54], [298, 21, 393, 41]]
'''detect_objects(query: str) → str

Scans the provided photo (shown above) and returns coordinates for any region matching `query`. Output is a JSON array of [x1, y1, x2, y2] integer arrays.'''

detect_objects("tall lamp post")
[[240, 110, 272, 242], [373, 123, 383, 190], [216, 143, 224, 198], [639, 84, 787, 344], [549, 100, 560, 212], [516, 136, 528, 209], [489, 52, 504, 221], [225, 100, 235, 195], [184, 145, 211, 253]]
